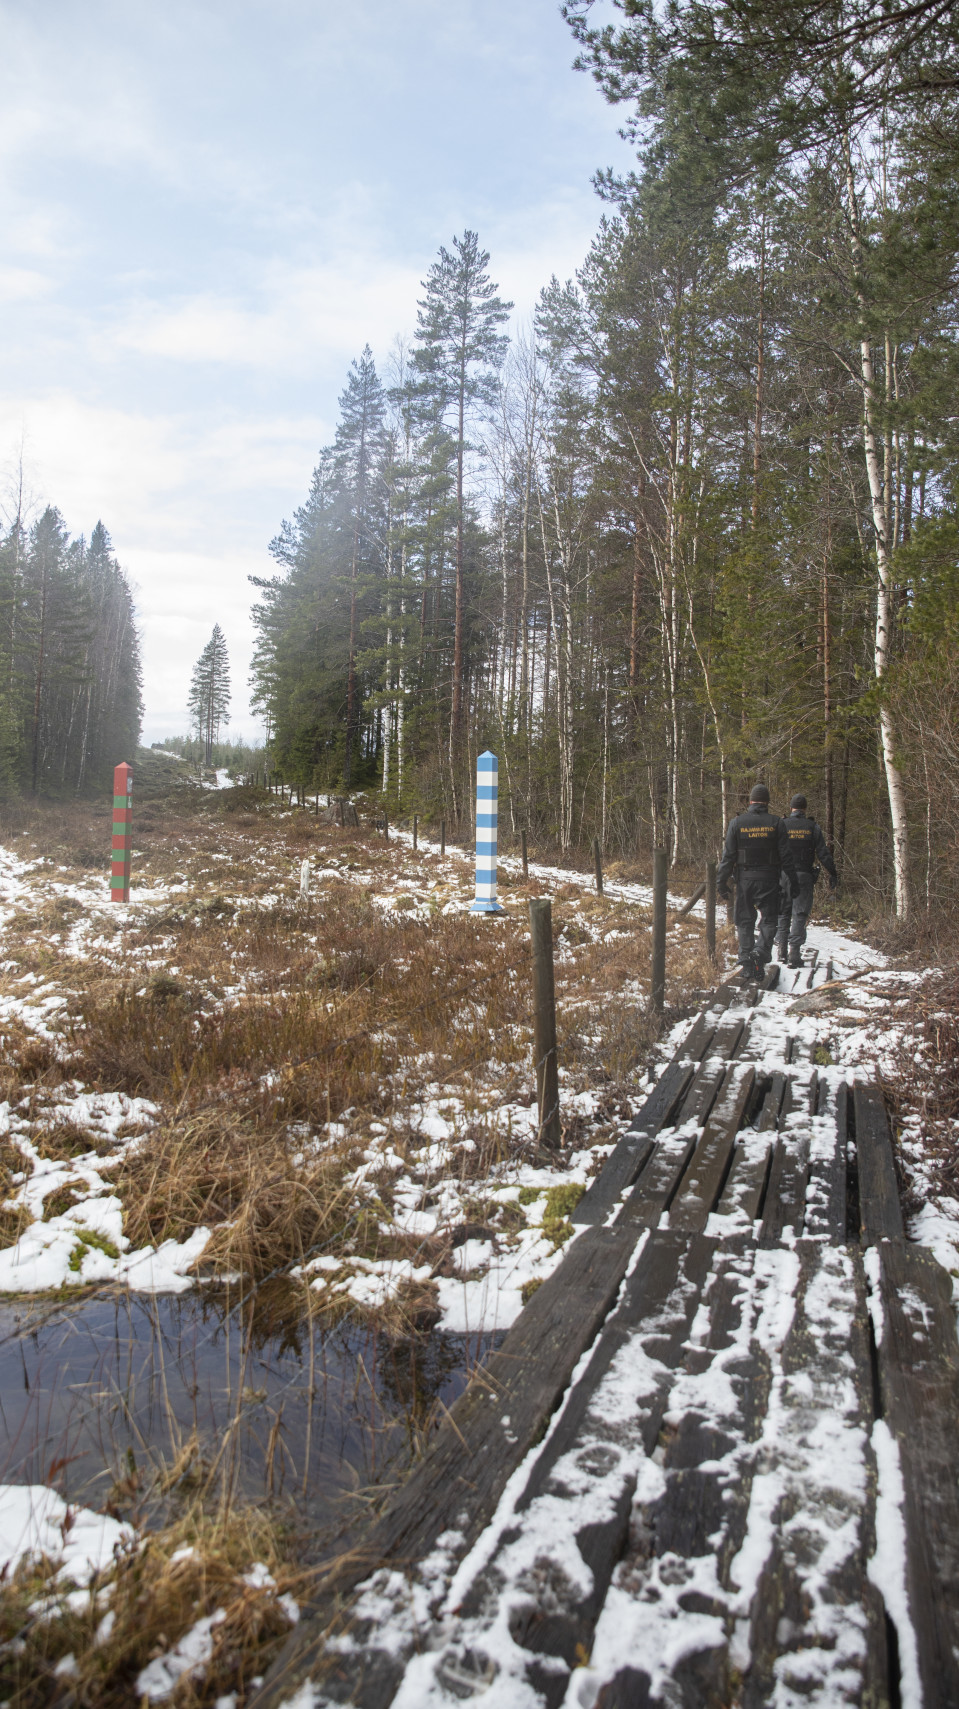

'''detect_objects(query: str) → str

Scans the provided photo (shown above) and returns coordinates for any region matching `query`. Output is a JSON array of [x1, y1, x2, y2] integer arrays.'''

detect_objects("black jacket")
[[781, 811, 837, 880], [717, 807, 798, 893]]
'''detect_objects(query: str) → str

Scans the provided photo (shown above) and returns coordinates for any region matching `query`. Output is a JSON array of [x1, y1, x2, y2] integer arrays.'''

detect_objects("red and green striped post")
[[111, 762, 133, 902]]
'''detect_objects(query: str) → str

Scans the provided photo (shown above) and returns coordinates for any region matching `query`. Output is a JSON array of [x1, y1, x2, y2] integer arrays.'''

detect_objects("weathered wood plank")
[[854, 1083, 904, 1242], [873, 1240, 959, 1709], [585, 1243, 764, 1709], [804, 1078, 848, 1242], [676, 1056, 728, 1127], [758, 1075, 815, 1245], [669, 1062, 756, 1233], [741, 1242, 890, 1709], [616, 1128, 700, 1229], [254, 1223, 640, 1708], [573, 1059, 696, 1226], [466, 1233, 720, 1693]]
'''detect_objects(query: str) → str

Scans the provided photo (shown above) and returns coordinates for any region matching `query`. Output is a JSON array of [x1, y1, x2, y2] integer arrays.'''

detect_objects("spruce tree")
[[188, 625, 231, 766]]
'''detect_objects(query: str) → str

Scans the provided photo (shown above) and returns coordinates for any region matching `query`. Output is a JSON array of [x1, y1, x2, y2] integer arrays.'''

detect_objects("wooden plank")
[[758, 1076, 812, 1245], [874, 1241, 959, 1708], [676, 1056, 728, 1127], [804, 1079, 848, 1242], [854, 1082, 903, 1242], [741, 1243, 889, 1709], [616, 1128, 700, 1229], [590, 1243, 765, 1709], [475, 1233, 719, 1682], [710, 1133, 772, 1230], [710, 1014, 747, 1059], [669, 1062, 756, 1233], [254, 1223, 640, 1708], [573, 1059, 696, 1226], [711, 1072, 783, 1229]]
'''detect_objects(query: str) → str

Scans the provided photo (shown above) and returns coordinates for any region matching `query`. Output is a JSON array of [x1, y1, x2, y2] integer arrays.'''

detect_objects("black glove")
[[829, 874, 838, 892], [790, 880, 799, 900], [717, 884, 730, 903]]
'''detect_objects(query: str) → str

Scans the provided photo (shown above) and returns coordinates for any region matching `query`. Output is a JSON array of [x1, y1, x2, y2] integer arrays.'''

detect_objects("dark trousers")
[[777, 871, 815, 951], [735, 871, 781, 968]]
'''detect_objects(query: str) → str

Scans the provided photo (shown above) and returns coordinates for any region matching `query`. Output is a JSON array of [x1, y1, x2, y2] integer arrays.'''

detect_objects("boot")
[[788, 947, 802, 969], [776, 935, 789, 962]]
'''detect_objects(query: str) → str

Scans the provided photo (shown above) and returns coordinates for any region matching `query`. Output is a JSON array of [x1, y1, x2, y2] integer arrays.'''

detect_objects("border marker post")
[[111, 763, 133, 903], [471, 750, 503, 913]]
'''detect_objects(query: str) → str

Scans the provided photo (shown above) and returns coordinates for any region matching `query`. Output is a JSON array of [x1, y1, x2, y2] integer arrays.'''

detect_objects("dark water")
[[0, 1285, 498, 1548]]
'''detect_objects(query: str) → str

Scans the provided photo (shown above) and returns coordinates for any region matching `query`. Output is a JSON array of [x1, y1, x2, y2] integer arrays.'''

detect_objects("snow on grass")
[[0, 1484, 133, 1585]]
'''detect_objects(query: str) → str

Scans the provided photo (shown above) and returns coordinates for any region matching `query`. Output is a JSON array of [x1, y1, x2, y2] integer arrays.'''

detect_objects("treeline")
[[252, 2, 959, 926], [0, 506, 142, 797]]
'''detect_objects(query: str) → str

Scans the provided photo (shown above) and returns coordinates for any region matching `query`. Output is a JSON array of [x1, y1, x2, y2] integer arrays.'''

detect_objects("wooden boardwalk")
[[255, 959, 959, 1709]]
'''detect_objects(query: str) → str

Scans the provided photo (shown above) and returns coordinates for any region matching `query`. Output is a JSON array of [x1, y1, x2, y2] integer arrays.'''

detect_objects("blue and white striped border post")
[[471, 750, 504, 914]]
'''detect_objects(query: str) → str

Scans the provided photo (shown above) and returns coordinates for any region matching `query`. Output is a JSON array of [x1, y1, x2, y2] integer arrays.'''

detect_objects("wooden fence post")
[[383, 812, 389, 841], [651, 846, 667, 1013], [593, 836, 604, 896], [521, 829, 528, 879], [705, 859, 717, 960], [529, 898, 561, 1150], [111, 762, 133, 903], [412, 813, 418, 851], [300, 859, 311, 901], [440, 818, 446, 858]]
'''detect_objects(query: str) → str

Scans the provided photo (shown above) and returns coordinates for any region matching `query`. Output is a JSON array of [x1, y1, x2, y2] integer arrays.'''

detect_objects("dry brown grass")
[[116, 1112, 359, 1279], [0, 1499, 315, 1708], [882, 963, 959, 1201]]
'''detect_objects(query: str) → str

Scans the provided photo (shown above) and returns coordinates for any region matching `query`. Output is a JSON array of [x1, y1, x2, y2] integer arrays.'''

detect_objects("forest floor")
[[0, 760, 955, 1706]]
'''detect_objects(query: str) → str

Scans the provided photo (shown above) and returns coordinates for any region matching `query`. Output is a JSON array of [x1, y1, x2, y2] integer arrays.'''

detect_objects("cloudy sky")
[[0, 0, 633, 742]]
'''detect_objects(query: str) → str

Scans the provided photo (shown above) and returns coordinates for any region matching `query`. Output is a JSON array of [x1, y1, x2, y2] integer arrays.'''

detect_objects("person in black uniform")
[[716, 783, 799, 984], [775, 793, 838, 967]]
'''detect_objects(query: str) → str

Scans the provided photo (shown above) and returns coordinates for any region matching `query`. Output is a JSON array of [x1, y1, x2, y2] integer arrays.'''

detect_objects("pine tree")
[[412, 233, 512, 780], [188, 626, 231, 766]]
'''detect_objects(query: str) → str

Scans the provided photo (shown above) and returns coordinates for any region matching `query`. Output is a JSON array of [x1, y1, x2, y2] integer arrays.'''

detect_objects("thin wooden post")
[[593, 836, 603, 896], [110, 762, 133, 903], [413, 813, 418, 851], [651, 847, 667, 1013], [529, 898, 561, 1150], [705, 859, 717, 960], [383, 812, 389, 841], [521, 829, 528, 878], [300, 859, 311, 900], [440, 818, 446, 858]]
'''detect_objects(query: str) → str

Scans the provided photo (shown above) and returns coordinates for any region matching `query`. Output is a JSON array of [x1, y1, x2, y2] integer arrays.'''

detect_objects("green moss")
[[520, 1277, 543, 1304], [813, 1045, 833, 1067], [543, 1183, 585, 1221], [68, 1228, 121, 1271], [518, 1186, 541, 1205]]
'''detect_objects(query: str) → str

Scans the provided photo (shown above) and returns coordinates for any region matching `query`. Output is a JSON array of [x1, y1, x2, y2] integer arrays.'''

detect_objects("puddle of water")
[[0, 1285, 498, 1547]]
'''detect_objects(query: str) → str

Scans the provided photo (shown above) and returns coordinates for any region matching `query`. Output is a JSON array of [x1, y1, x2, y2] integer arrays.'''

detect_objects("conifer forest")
[[0, 504, 142, 799], [252, 1, 959, 928]]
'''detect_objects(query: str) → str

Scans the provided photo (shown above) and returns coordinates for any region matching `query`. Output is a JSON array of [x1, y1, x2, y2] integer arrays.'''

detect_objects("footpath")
[[255, 936, 959, 1709]]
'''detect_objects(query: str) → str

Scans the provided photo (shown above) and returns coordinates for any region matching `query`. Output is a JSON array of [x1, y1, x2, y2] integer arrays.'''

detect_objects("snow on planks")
[[254, 960, 959, 1709]]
